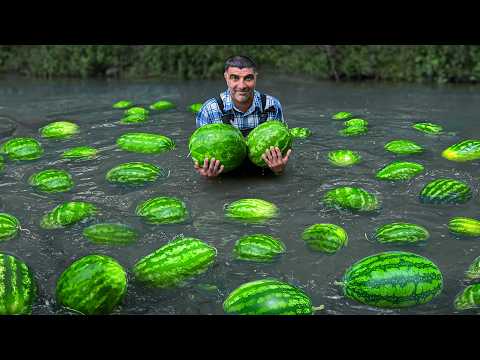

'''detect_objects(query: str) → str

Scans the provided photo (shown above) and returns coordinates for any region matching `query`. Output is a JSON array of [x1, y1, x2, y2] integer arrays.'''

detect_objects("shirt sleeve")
[[195, 98, 223, 128]]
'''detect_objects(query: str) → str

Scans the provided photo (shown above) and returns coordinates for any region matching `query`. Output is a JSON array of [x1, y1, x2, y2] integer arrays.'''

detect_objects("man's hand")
[[194, 158, 224, 178], [262, 146, 292, 174]]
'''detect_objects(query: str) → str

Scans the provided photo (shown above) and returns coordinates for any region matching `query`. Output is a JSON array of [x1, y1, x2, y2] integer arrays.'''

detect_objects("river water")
[[0, 74, 479, 315]]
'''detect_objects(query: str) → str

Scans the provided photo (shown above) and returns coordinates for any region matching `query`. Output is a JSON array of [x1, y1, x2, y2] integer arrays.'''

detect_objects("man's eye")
[[230, 76, 239, 80], [245, 76, 254, 81]]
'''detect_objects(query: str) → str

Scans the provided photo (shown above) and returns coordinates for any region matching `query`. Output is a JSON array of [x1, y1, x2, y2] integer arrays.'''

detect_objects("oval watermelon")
[[188, 103, 203, 114], [233, 234, 286, 262], [39, 121, 79, 139], [83, 223, 138, 245], [442, 140, 480, 162], [328, 150, 362, 167], [302, 224, 348, 254], [40, 201, 97, 229], [324, 186, 380, 212], [225, 198, 278, 223], [466, 256, 480, 280], [113, 100, 133, 109], [0, 213, 20, 242], [62, 146, 98, 159], [376, 161, 425, 181], [0, 137, 44, 161], [375, 223, 430, 244], [116, 132, 175, 154], [28, 169, 74, 193], [106, 162, 165, 185], [120, 114, 149, 124], [384, 140, 424, 155], [344, 118, 368, 127], [135, 196, 188, 224], [124, 107, 149, 116], [149, 100, 175, 111], [454, 284, 480, 311], [419, 178, 472, 204], [412, 122, 443, 134], [290, 127, 312, 138], [448, 217, 480, 237], [332, 112, 352, 120]]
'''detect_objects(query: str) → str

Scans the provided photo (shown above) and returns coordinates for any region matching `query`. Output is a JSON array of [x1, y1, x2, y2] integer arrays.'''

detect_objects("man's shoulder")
[[262, 93, 282, 109]]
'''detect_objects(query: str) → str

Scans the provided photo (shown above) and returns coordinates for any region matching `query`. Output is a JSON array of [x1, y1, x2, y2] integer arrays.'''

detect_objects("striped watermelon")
[[419, 178, 472, 204], [324, 186, 380, 212], [384, 140, 424, 155], [376, 161, 425, 181], [290, 127, 312, 138], [106, 162, 165, 185], [188, 103, 203, 114], [375, 223, 430, 244], [40, 201, 97, 229], [116, 132, 175, 154], [233, 234, 286, 262], [339, 125, 368, 137], [0, 213, 20, 242], [225, 198, 278, 223], [113, 100, 133, 109], [344, 118, 368, 127], [454, 284, 480, 311], [302, 224, 348, 254], [412, 122, 443, 134], [135, 196, 188, 224], [466, 256, 480, 280], [339, 251, 443, 308], [442, 140, 480, 162], [223, 279, 324, 315], [120, 114, 149, 124], [83, 223, 138, 245], [149, 100, 175, 111], [56, 254, 127, 315], [0, 253, 37, 315], [0, 155, 4, 172], [133, 237, 217, 288], [0, 137, 44, 161], [39, 121, 79, 139], [246, 120, 292, 167], [62, 146, 98, 159], [124, 107, 150, 116], [28, 169, 74, 193], [332, 112, 352, 120], [328, 150, 362, 167], [189, 123, 247, 173], [448, 217, 480, 237]]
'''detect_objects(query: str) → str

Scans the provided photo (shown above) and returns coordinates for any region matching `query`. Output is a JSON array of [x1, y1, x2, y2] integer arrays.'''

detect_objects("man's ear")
[[224, 72, 228, 81]]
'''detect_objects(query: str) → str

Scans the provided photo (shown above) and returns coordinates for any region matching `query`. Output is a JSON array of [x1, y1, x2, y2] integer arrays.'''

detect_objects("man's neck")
[[232, 99, 253, 113]]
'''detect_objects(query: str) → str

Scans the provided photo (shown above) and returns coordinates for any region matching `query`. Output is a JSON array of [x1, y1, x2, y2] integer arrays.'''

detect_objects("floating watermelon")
[[442, 140, 480, 162], [62, 146, 98, 159], [290, 127, 312, 138], [106, 162, 166, 185], [0, 137, 44, 161], [0, 253, 37, 315], [412, 122, 443, 134], [116, 132, 175, 154], [454, 284, 480, 311], [466, 256, 480, 280], [448, 217, 480, 237], [0, 213, 20, 242], [135, 196, 188, 224], [338, 251, 443, 308], [344, 118, 368, 127], [339, 125, 368, 137], [120, 114, 149, 124], [39, 121, 79, 139], [384, 140, 424, 155], [40, 201, 97, 229], [302, 224, 348, 254], [246, 120, 292, 167], [113, 100, 133, 109], [332, 112, 352, 120], [328, 150, 362, 167], [375, 223, 430, 244], [233, 234, 286, 262], [188, 103, 203, 114], [0, 155, 4, 172], [189, 123, 247, 173], [223, 279, 324, 315], [225, 198, 278, 223], [149, 100, 175, 111], [28, 169, 74, 193], [83, 223, 138, 245], [376, 161, 425, 181], [324, 186, 380, 212], [419, 178, 472, 204], [133, 237, 217, 288], [124, 107, 149, 117], [56, 254, 127, 315]]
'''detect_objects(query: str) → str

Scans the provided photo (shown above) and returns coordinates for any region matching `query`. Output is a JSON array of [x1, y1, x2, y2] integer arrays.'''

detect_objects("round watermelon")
[[246, 121, 292, 167], [0, 137, 44, 161]]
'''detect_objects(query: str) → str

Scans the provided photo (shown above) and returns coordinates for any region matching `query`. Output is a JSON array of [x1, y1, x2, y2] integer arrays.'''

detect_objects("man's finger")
[[203, 158, 209, 169], [194, 161, 200, 169], [217, 165, 225, 175], [208, 157, 216, 172], [213, 159, 220, 173], [283, 149, 292, 163]]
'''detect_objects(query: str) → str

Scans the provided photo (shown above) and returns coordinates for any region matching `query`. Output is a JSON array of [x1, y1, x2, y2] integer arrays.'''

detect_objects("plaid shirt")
[[195, 89, 286, 130]]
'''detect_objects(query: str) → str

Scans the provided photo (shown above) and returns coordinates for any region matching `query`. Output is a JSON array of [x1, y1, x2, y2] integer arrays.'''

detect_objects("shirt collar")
[[222, 89, 261, 114]]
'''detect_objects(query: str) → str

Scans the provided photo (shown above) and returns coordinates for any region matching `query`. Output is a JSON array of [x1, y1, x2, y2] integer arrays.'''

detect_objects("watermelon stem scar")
[[313, 305, 325, 312]]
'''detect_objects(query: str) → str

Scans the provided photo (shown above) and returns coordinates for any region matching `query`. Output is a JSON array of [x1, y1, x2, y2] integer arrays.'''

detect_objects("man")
[[194, 55, 292, 178]]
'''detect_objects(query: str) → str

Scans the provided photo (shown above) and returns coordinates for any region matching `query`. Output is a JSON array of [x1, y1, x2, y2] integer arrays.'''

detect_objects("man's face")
[[224, 67, 256, 105]]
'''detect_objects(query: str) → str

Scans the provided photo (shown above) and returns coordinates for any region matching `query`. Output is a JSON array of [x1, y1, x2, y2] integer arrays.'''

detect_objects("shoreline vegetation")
[[1, 45, 480, 84]]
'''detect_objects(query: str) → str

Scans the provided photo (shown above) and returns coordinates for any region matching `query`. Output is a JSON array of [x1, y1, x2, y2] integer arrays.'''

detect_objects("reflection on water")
[[0, 76, 480, 314]]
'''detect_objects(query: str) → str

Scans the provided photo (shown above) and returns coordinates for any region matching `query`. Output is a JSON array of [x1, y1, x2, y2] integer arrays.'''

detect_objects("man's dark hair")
[[224, 55, 257, 72]]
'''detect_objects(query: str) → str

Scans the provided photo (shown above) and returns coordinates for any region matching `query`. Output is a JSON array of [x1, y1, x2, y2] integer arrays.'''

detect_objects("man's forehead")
[[226, 67, 256, 76]]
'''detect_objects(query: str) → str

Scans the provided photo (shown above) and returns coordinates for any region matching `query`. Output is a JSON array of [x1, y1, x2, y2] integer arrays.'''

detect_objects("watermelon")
[[188, 103, 203, 114], [419, 178, 472, 204], [412, 122, 443, 134], [290, 127, 312, 138], [246, 120, 292, 167], [339, 125, 368, 137], [149, 100, 175, 111], [233, 234, 286, 262], [28, 169, 74, 193], [442, 140, 480, 162], [0, 155, 4, 172], [223, 279, 324, 315], [375, 223, 430, 244], [133, 237, 217, 288], [338, 251, 443, 308], [301, 224, 348, 254], [376, 161, 425, 181], [344, 118, 368, 127], [327, 150, 362, 167], [120, 114, 149, 124], [324, 186, 380, 212], [135, 196, 188, 224], [225, 198, 278, 223], [124, 107, 149, 116], [189, 123, 247, 172], [0, 137, 44, 161], [466, 256, 480, 280], [384, 140, 424, 155], [448, 217, 480, 237], [0, 213, 20, 242], [113, 100, 133, 109], [56, 254, 127, 315], [83, 223, 138, 245], [116, 132, 175, 154], [39, 121, 79, 139], [62, 146, 98, 159], [332, 112, 352, 120], [40, 201, 97, 229], [0, 253, 37, 315], [106, 162, 165, 185], [454, 284, 480, 311]]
